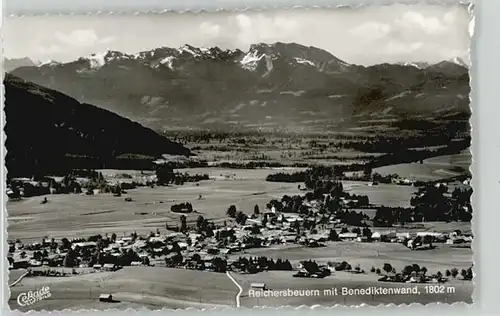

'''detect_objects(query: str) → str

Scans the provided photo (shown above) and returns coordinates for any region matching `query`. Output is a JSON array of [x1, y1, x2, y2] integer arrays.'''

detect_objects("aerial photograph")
[[4, 3, 473, 311]]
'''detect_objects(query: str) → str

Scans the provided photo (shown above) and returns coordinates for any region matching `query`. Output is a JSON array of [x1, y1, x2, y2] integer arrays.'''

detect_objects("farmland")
[[373, 149, 471, 181], [7, 154, 469, 243], [6, 134, 473, 309], [9, 267, 237, 311], [231, 241, 472, 273], [342, 182, 418, 208], [7, 168, 304, 242]]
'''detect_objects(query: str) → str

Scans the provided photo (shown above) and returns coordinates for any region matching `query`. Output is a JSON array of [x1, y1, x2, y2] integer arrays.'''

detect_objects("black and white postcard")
[[3, 3, 474, 311]]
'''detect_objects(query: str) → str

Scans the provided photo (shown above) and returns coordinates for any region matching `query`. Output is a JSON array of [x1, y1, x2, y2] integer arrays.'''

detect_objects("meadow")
[[9, 267, 237, 311], [7, 154, 470, 243], [6, 136, 473, 309], [373, 149, 471, 181], [7, 168, 303, 242], [342, 181, 418, 208]]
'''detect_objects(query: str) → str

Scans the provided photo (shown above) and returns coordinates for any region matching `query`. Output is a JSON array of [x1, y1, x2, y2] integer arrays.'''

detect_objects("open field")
[[8, 269, 28, 285], [7, 165, 469, 242], [9, 267, 238, 312], [7, 168, 303, 242], [7, 163, 472, 309], [373, 150, 471, 181], [231, 241, 472, 273], [97, 167, 309, 184], [343, 181, 418, 208], [187, 136, 383, 167]]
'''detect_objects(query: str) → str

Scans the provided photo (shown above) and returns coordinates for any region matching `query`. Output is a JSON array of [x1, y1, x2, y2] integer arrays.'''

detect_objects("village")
[[8, 177, 473, 287]]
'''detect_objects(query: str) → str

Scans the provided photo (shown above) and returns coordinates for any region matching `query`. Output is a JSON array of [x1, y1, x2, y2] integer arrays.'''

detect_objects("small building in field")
[[371, 232, 381, 240], [99, 294, 113, 302], [71, 241, 97, 250], [338, 233, 357, 241], [250, 283, 267, 290], [28, 259, 42, 267], [102, 263, 116, 271]]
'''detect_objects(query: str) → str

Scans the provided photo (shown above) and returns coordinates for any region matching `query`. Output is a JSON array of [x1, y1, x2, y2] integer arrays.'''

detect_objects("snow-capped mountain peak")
[[240, 50, 265, 71], [39, 60, 62, 67], [450, 57, 468, 68], [244, 42, 350, 72], [88, 51, 108, 69], [158, 56, 176, 70], [294, 57, 315, 67], [68, 50, 135, 70], [403, 62, 421, 69], [178, 44, 201, 57], [397, 61, 430, 69]]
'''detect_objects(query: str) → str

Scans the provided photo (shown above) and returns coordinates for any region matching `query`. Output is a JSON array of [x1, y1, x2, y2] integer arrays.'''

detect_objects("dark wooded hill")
[[4, 74, 191, 177]]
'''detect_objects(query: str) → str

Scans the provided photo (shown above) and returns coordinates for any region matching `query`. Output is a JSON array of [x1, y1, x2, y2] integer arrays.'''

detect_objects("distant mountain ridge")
[[4, 57, 40, 73], [397, 57, 468, 70], [4, 74, 190, 177], [10, 42, 470, 131]]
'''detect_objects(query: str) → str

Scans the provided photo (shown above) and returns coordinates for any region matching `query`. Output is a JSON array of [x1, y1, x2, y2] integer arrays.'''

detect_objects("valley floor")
[[6, 151, 473, 310]]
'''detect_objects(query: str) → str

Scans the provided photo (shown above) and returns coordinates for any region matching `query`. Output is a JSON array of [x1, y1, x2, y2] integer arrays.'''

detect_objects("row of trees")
[[373, 184, 473, 226], [176, 214, 218, 236], [327, 226, 373, 241], [333, 209, 370, 227], [232, 256, 293, 273], [375, 263, 473, 281]]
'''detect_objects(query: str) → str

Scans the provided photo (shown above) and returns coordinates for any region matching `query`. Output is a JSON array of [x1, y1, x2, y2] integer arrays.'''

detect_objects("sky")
[[3, 4, 473, 66]]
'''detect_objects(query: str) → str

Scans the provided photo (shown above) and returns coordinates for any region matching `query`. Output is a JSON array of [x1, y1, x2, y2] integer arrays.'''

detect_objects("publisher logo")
[[17, 286, 51, 307]]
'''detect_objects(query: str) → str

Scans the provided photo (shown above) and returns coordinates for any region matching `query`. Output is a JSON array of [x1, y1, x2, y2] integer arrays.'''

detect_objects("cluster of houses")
[[293, 260, 354, 279], [7, 177, 82, 199], [368, 230, 473, 248], [8, 207, 472, 276], [378, 271, 447, 284], [6, 171, 152, 200]]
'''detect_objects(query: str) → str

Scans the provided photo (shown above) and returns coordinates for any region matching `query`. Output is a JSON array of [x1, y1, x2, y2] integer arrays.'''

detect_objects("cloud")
[[444, 12, 456, 24], [199, 21, 221, 38], [54, 29, 114, 48], [196, 15, 298, 51], [349, 22, 391, 41], [32, 29, 116, 61], [4, 5, 469, 66], [37, 44, 62, 55], [226, 14, 300, 47], [235, 14, 253, 29], [395, 11, 447, 35], [385, 41, 424, 55], [347, 8, 468, 64]]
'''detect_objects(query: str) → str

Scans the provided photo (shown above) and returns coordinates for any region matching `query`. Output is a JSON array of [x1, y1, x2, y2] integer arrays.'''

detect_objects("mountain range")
[[4, 57, 40, 73], [4, 74, 190, 178], [8, 42, 470, 131]]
